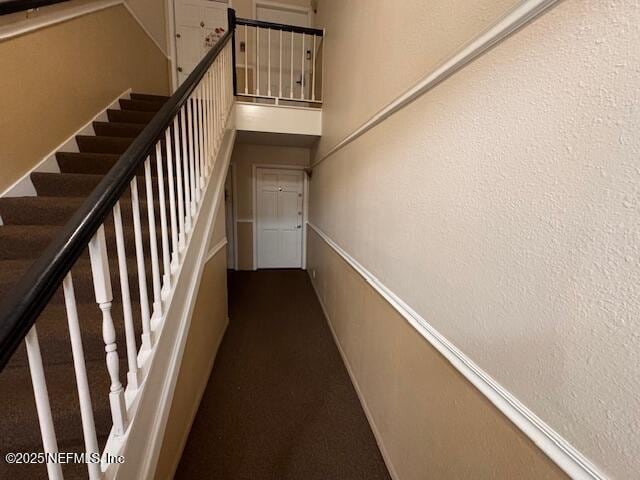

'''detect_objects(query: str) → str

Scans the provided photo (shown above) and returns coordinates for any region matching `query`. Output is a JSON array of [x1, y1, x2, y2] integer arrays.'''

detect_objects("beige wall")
[[126, 0, 168, 54], [231, 143, 310, 269], [154, 202, 229, 479], [0, 4, 170, 194], [313, 0, 517, 159], [307, 229, 566, 480], [309, 0, 639, 478]]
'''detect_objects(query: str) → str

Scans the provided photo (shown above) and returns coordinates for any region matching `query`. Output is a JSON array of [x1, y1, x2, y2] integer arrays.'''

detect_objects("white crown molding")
[[312, 0, 564, 168], [306, 221, 606, 480], [0, 0, 123, 41]]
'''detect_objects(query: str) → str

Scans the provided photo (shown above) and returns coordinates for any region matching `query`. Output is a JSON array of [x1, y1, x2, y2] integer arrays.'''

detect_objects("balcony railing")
[[232, 14, 324, 106]]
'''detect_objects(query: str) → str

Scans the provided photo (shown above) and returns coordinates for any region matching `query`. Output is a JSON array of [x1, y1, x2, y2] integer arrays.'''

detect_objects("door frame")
[[225, 163, 239, 270], [167, 0, 234, 92], [252, 164, 309, 271], [253, 0, 313, 25]]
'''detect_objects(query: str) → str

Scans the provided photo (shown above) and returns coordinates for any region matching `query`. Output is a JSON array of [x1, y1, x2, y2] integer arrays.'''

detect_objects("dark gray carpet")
[[175, 269, 391, 480]]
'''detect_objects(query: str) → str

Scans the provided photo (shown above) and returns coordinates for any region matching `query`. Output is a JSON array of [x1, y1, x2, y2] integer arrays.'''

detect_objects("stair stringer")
[[102, 112, 237, 480]]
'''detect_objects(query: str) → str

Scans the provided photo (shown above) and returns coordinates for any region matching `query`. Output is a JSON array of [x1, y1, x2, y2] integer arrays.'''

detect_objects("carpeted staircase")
[[0, 93, 171, 479]]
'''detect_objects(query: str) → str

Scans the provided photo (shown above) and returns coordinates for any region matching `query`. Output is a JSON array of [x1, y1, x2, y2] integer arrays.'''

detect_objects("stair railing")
[[232, 13, 324, 105], [0, 14, 235, 479]]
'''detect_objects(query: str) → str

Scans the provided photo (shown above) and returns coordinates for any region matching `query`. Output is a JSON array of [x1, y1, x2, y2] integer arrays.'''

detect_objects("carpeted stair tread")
[[107, 109, 156, 124], [76, 135, 135, 155], [93, 121, 146, 138], [119, 98, 165, 112], [6, 300, 143, 368], [130, 93, 170, 103], [0, 194, 164, 226], [57, 152, 122, 175], [0, 253, 153, 305], [0, 222, 163, 260]]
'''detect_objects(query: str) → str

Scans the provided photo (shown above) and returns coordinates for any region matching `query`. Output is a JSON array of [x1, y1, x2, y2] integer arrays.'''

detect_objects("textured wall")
[[309, 0, 639, 478], [313, 0, 518, 159], [126, 0, 168, 54], [307, 229, 566, 480], [0, 4, 170, 193]]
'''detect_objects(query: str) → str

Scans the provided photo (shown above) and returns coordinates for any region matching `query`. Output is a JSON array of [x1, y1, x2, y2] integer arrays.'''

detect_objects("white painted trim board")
[[306, 222, 606, 480]]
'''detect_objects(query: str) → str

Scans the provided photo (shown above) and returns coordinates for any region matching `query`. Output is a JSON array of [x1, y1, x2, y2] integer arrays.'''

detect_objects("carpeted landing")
[[175, 269, 391, 480]]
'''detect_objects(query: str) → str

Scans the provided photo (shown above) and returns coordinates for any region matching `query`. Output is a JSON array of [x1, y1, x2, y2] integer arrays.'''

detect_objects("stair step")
[[107, 109, 155, 124], [0, 195, 164, 226], [0, 359, 113, 453], [93, 121, 146, 138], [0, 220, 162, 260], [130, 93, 170, 103], [0, 250, 154, 305], [119, 98, 165, 112], [57, 152, 121, 175], [31, 172, 105, 197], [6, 300, 142, 368], [76, 135, 135, 155]]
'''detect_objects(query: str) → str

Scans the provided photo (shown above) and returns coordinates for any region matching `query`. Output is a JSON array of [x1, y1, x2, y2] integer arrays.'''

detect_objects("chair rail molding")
[[306, 221, 607, 480]]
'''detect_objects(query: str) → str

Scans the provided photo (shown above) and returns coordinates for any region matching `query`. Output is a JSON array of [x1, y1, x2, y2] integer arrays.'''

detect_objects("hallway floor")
[[175, 269, 391, 480]]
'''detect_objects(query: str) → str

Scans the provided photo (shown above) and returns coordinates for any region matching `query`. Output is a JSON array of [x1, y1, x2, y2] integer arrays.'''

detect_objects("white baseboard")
[[1, 88, 131, 199], [308, 271, 401, 480], [306, 222, 606, 480]]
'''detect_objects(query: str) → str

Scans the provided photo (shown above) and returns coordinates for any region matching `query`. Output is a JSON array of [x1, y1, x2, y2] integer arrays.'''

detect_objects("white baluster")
[[62, 274, 101, 480], [155, 142, 171, 296], [290, 31, 294, 99], [165, 124, 180, 269], [187, 97, 198, 212], [244, 25, 249, 95], [25, 326, 63, 480], [256, 27, 261, 96], [144, 157, 162, 324], [180, 107, 192, 234], [267, 28, 272, 97], [130, 177, 153, 350], [196, 84, 205, 190], [300, 32, 305, 100], [312, 34, 317, 102], [112, 202, 140, 390], [192, 89, 202, 200], [279, 29, 283, 99], [88, 226, 127, 436]]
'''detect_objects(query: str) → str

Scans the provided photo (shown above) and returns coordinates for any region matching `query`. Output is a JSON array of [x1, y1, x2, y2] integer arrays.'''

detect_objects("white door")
[[255, 4, 310, 99], [175, 0, 228, 85], [256, 168, 304, 269]]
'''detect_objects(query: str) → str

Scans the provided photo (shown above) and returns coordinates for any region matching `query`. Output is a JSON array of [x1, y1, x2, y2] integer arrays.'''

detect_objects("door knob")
[[297, 225, 302, 229], [200, 21, 205, 27], [278, 187, 282, 191], [177, 67, 183, 72]]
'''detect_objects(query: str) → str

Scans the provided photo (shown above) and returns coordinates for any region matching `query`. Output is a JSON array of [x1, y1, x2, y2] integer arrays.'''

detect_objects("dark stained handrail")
[[0, 0, 71, 16], [0, 22, 234, 370], [236, 16, 324, 37]]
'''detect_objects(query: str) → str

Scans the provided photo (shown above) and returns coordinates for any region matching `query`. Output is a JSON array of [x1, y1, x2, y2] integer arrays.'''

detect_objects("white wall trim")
[[205, 238, 228, 263], [253, 0, 312, 26], [231, 163, 239, 270], [0, 0, 123, 41], [122, 2, 169, 58], [311, 0, 563, 168], [306, 221, 606, 480], [1, 88, 131, 199], [308, 264, 400, 480]]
